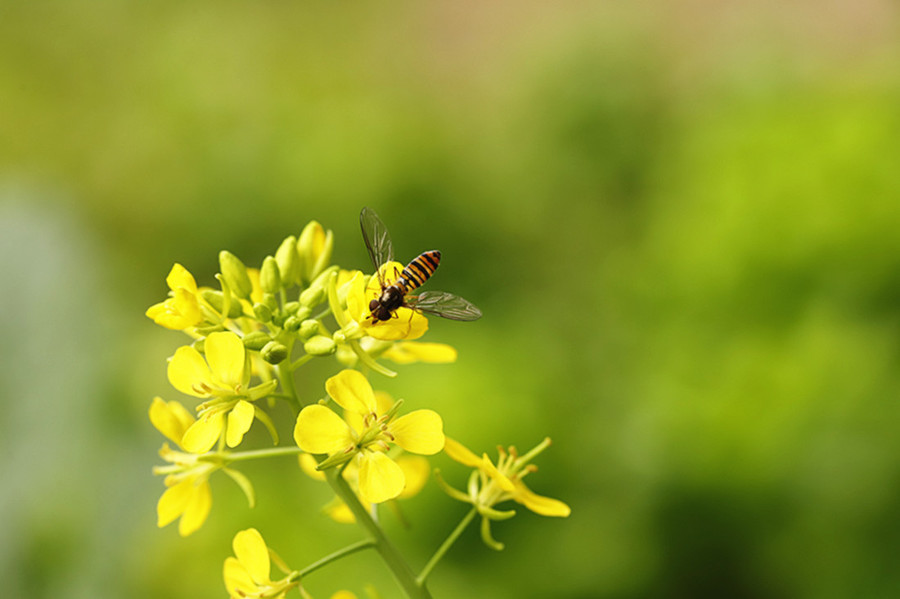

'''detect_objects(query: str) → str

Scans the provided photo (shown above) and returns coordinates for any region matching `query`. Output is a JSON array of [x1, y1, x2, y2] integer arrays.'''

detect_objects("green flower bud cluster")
[[222, 222, 336, 366], [275, 220, 335, 289], [146, 220, 344, 373]]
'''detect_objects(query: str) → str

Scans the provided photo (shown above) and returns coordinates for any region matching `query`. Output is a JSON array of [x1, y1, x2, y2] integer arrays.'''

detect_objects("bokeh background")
[[3, 1, 900, 598]]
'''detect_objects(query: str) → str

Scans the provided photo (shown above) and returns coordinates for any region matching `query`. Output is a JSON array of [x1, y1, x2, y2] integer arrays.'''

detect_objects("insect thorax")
[[369, 285, 406, 321]]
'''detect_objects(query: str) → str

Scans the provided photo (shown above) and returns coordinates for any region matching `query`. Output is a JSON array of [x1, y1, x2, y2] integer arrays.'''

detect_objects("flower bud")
[[242, 331, 271, 351], [253, 302, 273, 323], [336, 344, 357, 367], [297, 221, 334, 285], [284, 316, 302, 332], [275, 235, 300, 288], [219, 251, 253, 300], [260, 256, 281, 295], [298, 319, 320, 340], [261, 341, 289, 364], [262, 293, 279, 312], [299, 286, 325, 309], [283, 301, 300, 315], [299, 265, 338, 308], [304, 335, 336, 356]]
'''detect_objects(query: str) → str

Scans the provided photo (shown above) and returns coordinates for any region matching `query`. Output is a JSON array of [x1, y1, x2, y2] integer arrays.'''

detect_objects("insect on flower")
[[360, 206, 482, 324]]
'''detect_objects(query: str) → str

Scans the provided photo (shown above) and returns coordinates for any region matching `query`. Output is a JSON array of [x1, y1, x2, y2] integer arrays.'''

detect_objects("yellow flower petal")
[[149, 397, 195, 446], [383, 342, 457, 365], [344, 272, 371, 323], [168, 345, 214, 397], [331, 592, 358, 599], [443, 437, 482, 468], [344, 409, 366, 436], [145, 293, 202, 330], [157, 477, 193, 527], [512, 480, 571, 517], [182, 412, 225, 453], [224, 557, 257, 598], [390, 410, 444, 455], [481, 454, 515, 492], [336, 268, 360, 288], [325, 370, 376, 415], [365, 307, 429, 341], [232, 528, 271, 585], [226, 400, 255, 447], [358, 451, 406, 504], [144, 301, 169, 323], [396, 455, 430, 499], [171, 288, 203, 325], [166, 263, 199, 293], [205, 331, 245, 390], [294, 405, 355, 454], [298, 453, 326, 481], [178, 479, 211, 536], [373, 391, 394, 415]]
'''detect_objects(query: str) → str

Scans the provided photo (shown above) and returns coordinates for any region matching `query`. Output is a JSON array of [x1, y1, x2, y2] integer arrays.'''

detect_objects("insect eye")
[[369, 299, 379, 311]]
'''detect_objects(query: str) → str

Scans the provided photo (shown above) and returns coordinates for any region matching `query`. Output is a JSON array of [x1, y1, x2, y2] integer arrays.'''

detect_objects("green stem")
[[290, 539, 375, 582], [217, 446, 304, 462], [290, 353, 314, 370], [326, 470, 432, 599], [349, 338, 397, 378], [417, 507, 478, 585], [276, 360, 302, 412]]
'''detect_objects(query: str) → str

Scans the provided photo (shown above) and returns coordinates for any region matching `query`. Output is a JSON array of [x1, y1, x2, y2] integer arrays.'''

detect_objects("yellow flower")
[[293, 369, 444, 503], [145, 263, 204, 330], [329, 270, 450, 377], [167, 331, 277, 453], [149, 397, 215, 536], [439, 437, 570, 549], [344, 267, 428, 341], [224, 528, 297, 599], [150, 397, 258, 536]]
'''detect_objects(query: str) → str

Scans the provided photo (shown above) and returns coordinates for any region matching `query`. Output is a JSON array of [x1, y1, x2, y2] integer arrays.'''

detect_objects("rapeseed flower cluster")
[[144, 212, 569, 598]]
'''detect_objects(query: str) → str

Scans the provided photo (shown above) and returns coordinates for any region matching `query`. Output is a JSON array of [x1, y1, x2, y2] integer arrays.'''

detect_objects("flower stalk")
[[417, 507, 478, 585], [327, 468, 433, 599]]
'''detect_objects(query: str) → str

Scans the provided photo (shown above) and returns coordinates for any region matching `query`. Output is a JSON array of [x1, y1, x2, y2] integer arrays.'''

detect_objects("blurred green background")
[[3, 1, 900, 598]]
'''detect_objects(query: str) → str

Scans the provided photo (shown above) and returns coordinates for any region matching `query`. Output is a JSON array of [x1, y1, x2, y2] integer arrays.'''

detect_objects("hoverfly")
[[359, 206, 482, 324]]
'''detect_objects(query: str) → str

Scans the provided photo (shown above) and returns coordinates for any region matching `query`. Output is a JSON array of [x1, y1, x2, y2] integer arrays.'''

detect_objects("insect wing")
[[408, 290, 483, 321], [359, 208, 394, 282]]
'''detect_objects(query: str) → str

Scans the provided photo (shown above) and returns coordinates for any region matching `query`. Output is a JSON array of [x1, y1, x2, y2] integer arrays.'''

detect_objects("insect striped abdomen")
[[397, 250, 441, 294]]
